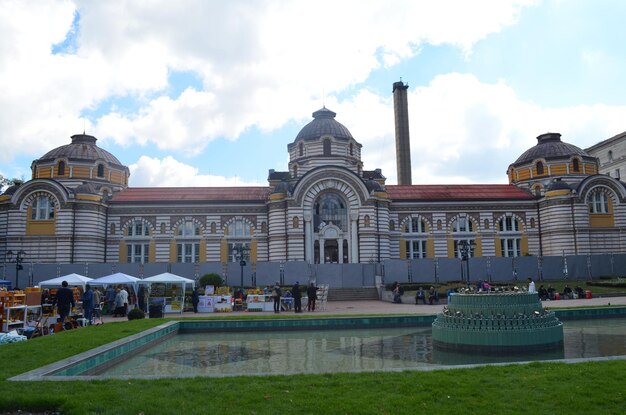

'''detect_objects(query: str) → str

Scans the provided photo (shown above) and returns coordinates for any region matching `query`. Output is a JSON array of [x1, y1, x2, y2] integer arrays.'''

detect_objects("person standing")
[[54, 280, 75, 325], [119, 285, 129, 315], [307, 283, 318, 312], [292, 281, 302, 313], [82, 284, 94, 325], [92, 287, 102, 324], [192, 286, 200, 313], [105, 285, 116, 315], [272, 282, 282, 313], [527, 277, 536, 294]]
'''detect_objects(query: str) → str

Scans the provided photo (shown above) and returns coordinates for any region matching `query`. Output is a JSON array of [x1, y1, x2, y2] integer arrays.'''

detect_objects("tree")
[[0, 174, 23, 191]]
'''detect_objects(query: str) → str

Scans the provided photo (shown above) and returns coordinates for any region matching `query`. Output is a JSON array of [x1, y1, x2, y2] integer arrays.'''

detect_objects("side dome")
[[39, 134, 123, 165], [31, 133, 129, 192], [513, 133, 591, 166], [295, 107, 354, 141]]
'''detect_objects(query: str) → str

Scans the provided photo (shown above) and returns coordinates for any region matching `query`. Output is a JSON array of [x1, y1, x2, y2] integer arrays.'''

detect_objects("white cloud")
[[0, 0, 535, 162], [129, 155, 263, 187]]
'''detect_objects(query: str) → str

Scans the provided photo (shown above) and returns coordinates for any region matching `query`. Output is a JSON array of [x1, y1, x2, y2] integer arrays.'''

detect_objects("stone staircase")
[[327, 287, 379, 301]]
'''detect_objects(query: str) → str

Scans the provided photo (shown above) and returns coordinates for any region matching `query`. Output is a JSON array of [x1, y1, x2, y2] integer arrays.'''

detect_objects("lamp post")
[[233, 244, 249, 289], [6, 250, 26, 289], [458, 240, 474, 288]]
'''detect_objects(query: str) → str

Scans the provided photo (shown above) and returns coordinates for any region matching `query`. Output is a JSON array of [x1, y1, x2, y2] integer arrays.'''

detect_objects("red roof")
[[386, 184, 535, 201], [109, 187, 270, 203]]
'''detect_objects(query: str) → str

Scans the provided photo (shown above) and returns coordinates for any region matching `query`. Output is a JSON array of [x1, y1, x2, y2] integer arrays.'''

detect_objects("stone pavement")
[[99, 295, 626, 323]]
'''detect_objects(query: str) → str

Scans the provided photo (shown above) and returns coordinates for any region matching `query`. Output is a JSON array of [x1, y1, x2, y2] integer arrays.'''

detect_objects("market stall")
[[38, 273, 93, 290], [137, 273, 194, 314]]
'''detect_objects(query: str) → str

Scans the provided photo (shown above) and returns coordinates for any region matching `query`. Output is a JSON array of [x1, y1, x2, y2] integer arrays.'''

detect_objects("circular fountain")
[[432, 291, 563, 353]]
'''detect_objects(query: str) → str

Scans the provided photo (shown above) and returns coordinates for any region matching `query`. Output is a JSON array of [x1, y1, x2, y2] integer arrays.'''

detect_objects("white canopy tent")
[[137, 273, 195, 313], [89, 272, 140, 290], [39, 273, 93, 290]]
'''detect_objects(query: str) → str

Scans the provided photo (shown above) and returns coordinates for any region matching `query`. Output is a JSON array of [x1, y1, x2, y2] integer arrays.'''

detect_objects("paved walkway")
[[99, 295, 626, 323]]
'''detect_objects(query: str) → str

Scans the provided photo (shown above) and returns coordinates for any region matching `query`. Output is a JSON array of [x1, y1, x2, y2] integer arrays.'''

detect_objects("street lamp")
[[6, 250, 26, 289], [233, 244, 249, 289], [458, 240, 475, 288]]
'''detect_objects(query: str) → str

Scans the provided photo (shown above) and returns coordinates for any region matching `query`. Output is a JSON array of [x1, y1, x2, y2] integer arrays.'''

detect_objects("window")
[[616, 169, 621, 180], [110, 223, 116, 235], [452, 216, 475, 258], [608, 150, 613, 162], [314, 193, 347, 230], [299, 142, 304, 157], [227, 219, 251, 237], [572, 158, 580, 172], [498, 217, 519, 232], [210, 222, 216, 234], [536, 161, 544, 175], [293, 216, 299, 229], [228, 242, 250, 263], [498, 216, 522, 257], [129, 220, 150, 237], [403, 216, 428, 259], [349, 143, 354, 156], [323, 138, 331, 156], [293, 165, 298, 178], [177, 242, 199, 263], [178, 220, 201, 236], [405, 240, 427, 259], [452, 217, 473, 233], [97, 164, 104, 178], [389, 220, 395, 231], [57, 161, 65, 176], [589, 191, 609, 213], [364, 215, 370, 227], [31, 196, 54, 220], [127, 244, 149, 263]]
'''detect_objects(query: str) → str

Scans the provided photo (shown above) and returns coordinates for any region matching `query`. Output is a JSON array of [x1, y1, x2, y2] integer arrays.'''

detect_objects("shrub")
[[127, 307, 145, 320], [200, 273, 223, 289]]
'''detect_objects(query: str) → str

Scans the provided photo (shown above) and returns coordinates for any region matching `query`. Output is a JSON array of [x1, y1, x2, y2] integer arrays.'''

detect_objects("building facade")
[[2, 85, 626, 277]]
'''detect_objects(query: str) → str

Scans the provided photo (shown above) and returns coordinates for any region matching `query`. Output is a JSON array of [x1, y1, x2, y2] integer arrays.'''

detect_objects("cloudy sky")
[[1, 0, 626, 187]]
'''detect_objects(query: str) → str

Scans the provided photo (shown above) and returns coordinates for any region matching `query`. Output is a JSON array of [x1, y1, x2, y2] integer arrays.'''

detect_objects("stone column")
[[320, 238, 325, 264], [338, 238, 344, 264], [304, 213, 313, 264], [350, 211, 359, 263]]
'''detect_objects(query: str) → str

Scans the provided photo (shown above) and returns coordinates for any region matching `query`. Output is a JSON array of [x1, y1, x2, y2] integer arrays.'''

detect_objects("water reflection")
[[98, 319, 626, 377]]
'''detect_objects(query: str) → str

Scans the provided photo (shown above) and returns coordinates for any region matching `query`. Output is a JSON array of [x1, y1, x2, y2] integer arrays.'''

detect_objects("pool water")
[[97, 318, 626, 377]]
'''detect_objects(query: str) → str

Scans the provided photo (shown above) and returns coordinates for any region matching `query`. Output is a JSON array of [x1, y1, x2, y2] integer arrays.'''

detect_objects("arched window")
[[364, 215, 370, 227], [129, 220, 150, 236], [314, 193, 347, 230], [536, 161, 544, 175], [389, 220, 395, 231], [57, 161, 66, 176], [30, 196, 54, 220], [530, 218, 536, 228], [227, 219, 251, 237], [110, 224, 116, 235], [210, 222, 216, 234], [572, 158, 580, 172], [608, 150, 613, 162], [293, 216, 300, 229], [403, 216, 428, 259], [293, 165, 298, 178], [299, 142, 304, 157], [323, 138, 331, 156], [160, 222, 166, 234], [349, 143, 354, 156], [97, 164, 104, 178], [484, 219, 490, 230], [498, 216, 522, 257], [589, 190, 609, 213], [178, 220, 201, 236], [227, 219, 252, 263]]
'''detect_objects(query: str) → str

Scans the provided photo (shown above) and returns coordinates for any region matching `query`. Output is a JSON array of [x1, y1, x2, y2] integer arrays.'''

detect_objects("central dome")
[[295, 107, 354, 141]]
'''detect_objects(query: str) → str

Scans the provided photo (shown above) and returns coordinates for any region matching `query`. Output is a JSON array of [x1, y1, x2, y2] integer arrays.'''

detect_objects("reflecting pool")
[[97, 318, 626, 377]]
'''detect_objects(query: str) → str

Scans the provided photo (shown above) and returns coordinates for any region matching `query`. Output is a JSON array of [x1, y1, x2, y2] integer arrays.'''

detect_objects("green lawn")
[[1, 315, 625, 415]]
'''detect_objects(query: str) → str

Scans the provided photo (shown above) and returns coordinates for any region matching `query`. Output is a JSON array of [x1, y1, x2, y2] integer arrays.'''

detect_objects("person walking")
[[54, 280, 75, 325], [92, 287, 102, 324], [82, 284, 94, 325], [119, 285, 129, 315], [307, 283, 318, 312], [292, 281, 302, 313], [272, 282, 282, 313]]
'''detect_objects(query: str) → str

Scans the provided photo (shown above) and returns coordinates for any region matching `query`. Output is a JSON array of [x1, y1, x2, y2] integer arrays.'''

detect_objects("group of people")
[[47, 281, 106, 329], [273, 281, 319, 313], [528, 277, 587, 300]]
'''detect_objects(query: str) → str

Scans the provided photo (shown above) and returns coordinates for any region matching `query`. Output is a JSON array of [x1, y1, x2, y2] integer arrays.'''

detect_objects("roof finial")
[[83, 118, 86, 135], [322, 87, 326, 108]]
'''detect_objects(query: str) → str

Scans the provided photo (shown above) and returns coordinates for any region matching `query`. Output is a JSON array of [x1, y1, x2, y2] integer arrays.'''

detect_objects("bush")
[[127, 307, 145, 320], [200, 273, 223, 289]]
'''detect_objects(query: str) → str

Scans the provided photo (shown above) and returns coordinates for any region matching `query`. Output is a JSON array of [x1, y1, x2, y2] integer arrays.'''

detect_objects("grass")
[[1, 315, 625, 414]]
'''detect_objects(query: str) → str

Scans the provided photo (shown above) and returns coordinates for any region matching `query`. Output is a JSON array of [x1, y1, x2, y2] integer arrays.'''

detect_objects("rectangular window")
[[127, 243, 149, 263], [31, 196, 54, 220], [454, 239, 475, 259], [500, 238, 521, 257], [177, 243, 199, 263], [405, 240, 427, 259]]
